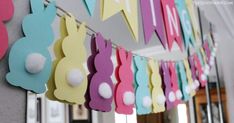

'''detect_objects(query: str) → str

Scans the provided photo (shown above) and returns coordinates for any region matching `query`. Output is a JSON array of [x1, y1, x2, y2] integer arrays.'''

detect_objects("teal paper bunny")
[[134, 56, 152, 115], [176, 61, 190, 101], [6, 0, 56, 93]]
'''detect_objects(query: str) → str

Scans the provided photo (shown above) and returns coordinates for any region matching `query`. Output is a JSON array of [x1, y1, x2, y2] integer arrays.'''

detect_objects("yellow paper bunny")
[[148, 60, 165, 113], [54, 15, 87, 104]]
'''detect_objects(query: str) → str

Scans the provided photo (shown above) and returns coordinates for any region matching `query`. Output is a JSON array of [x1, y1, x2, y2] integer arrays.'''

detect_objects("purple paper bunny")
[[89, 33, 114, 112]]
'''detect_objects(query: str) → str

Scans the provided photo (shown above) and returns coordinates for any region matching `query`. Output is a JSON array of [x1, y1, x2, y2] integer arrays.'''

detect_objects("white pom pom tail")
[[168, 91, 176, 102], [123, 91, 135, 106], [176, 90, 183, 100], [25, 53, 46, 74], [157, 94, 166, 105], [67, 69, 84, 87], [142, 96, 152, 108], [98, 83, 112, 99]]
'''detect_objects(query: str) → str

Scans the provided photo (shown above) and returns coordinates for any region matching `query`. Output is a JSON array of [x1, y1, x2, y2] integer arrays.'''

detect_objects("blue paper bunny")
[[134, 56, 152, 115], [6, 0, 56, 93]]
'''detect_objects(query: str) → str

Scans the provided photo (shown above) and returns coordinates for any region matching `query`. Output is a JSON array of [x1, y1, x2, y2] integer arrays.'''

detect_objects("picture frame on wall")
[[69, 105, 92, 123], [45, 99, 66, 123]]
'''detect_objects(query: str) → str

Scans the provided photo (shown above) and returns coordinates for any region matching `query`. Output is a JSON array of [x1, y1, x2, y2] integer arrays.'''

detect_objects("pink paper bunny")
[[115, 47, 134, 114]]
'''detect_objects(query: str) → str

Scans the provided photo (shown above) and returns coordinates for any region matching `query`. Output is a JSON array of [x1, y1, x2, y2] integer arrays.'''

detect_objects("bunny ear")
[[118, 48, 127, 63], [90, 34, 97, 54], [0, 0, 14, 21], [59, 16, 68, 38], [30, 0, 44, 14], [65, 15, 79, 35], [96, 33, 105, 51], [44, 1, 56, 24], [126, 52, 133, 65]]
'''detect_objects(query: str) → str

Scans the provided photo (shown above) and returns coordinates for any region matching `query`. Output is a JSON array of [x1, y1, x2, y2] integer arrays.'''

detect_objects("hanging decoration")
[[148, 60, 166, 113], [161, 61, 175, 110], [53, 15, 88, 104], [6, 0, 56, 93], [46, 16, 68, 102], [177, 61, 190, 101], [88, 33, 114, 112], [134, 56, 152, 115], [140, 0, 166, 47], [115, 47, 134, 115], [161, 0, 183, 51], [3, 0, 220, 116], [168, 61, 182, 106], [183, 59, 196, 97], [0, 0, 14, 59], [175, 0, 195, 50], [83, 0, 96, 16], [101, 0, 138, 41], [186, 0, 201, 42]]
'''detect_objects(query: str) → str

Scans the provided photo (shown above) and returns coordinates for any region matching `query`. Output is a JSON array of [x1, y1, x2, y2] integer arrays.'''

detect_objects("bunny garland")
[[85, 35, 98, 109], [161, 61, 175, 110], [0, 0, 14, 59], [149, 60, 166, 113], [168, 61, 182, 106], [6, 0, 56, 93], [115, 47, 134, 115], [188, 56, 200, 91], [46, 16, 67, 101], [89, 33, 114, 112], [134, 56, 152, 115], [193, 53, 207, 87], [54, 15, 87, 104]]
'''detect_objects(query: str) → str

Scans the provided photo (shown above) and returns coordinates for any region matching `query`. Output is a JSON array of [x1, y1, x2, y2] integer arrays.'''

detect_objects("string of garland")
[[44, 0, 203, 61]]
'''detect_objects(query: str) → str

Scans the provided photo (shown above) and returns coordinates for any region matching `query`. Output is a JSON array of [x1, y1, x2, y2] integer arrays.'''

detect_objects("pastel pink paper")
[[168, 61, 181, 105], [115, 47, 134, 114], [89, 33, 114, 112], [161, 0, 183, 51], [193, 54, 207, 87], [203, 42, 211, 62], [0, 0, 14, 59]]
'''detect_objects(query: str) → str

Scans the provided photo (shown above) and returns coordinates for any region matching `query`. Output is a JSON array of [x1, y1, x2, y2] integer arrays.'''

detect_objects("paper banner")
[[161, 0, 183, 51], [175, 0, 195, 50], [134, 56, 151, 115], [183, 59, 196, 96], [186, 0, 200, 42], [101, 0, 138, 41], [0, 0, 14, 59], [161, 61, 174, 110], [85, 35, 98, 109], [89, 33, 114, 112], [140, 0, 166, 46], [203, 41, 211, 62], [83, 0, 96, 16], [54, 15, 87, 104], [168, 61, 181, 106], [115, 47, 134, 114], [148, 60, 165, 113], [176, 61, 190, 101], [46, 16, 68, 102], [6, 0, 56, 93]]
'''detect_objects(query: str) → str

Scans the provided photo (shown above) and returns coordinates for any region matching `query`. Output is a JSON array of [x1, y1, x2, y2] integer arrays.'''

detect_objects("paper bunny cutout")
[[188, 56, 200, 90], [148, 60, 166, 113], [6, 0, 56, 93], [89, 33, 114, 112], [0, 0, 14, 59], [176, 61, 190, 101], [203, 41, 211, 63], [183, 59, 196, 97], [134, 56, 152, 115], [46, 16, 67, 101], [115, 47, 134, 114], [193, 54, 207, 87], [54, 15, 88, 104], [85, 35, 98, 109], [168, 61, 182, 106], [161, 61, 175, 110]]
